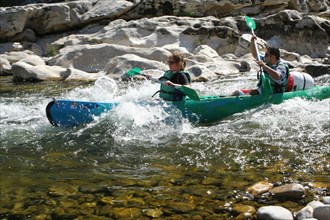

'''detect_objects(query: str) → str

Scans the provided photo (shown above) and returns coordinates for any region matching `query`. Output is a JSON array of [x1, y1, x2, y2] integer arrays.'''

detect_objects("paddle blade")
[[178, 86, 200, 101], [245, 16, 256, 30], [126, 67, 142, 76], [260, 72, 273, 97]]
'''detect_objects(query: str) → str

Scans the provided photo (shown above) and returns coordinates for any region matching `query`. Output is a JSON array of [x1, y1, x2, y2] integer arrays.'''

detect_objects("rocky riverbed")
[[1, 0, 330, 219]]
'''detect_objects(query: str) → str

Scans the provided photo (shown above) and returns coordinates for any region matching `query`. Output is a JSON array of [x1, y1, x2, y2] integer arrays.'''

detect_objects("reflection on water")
[[0, 75, 329, 219]]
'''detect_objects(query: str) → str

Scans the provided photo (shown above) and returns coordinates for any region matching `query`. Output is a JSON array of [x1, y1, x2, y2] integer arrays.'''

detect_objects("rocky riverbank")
[[1, 1, 329, 219], [0, 0, 329, 82]]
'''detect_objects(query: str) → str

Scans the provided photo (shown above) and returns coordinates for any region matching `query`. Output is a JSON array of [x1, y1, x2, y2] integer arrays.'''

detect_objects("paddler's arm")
[[164, 72, 191, 87], [164, 81, 191, 87], [250, 34, 259, 60], [255, 60, 281, 80]]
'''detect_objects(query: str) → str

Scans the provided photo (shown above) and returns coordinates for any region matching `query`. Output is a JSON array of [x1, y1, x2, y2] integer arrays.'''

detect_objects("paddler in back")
[[232, 34, 290, 96]]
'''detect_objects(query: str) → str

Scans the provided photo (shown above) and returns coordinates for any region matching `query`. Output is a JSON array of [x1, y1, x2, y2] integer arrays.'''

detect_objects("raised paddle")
[[245, 16, 273, 97], [245, 15, 261, 61], [126, 67, 200, 101]]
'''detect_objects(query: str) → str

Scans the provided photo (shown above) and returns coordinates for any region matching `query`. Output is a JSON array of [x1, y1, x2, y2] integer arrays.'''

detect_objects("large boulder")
[[48, 16, 241, 58], [0, 58, 11, 76], [12, 62, 66, 81], [48, 43, 172, 72], [0, 0, 134, 40]]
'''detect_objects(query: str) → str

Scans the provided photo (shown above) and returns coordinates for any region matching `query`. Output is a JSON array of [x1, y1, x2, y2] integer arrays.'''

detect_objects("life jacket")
[[285, 74, 294, 92], [257, 60, 290, 94], [158, 70, 191, 101]]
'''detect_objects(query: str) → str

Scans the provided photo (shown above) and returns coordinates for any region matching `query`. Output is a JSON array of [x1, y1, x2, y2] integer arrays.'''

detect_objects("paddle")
[[126, 67, 200, 101], [245, 16, 272, 97], [245, 15, 260, 61], [245, 16, 273, 96]]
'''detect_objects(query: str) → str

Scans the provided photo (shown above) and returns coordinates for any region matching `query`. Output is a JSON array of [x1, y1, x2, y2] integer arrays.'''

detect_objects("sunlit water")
[[0, 74, 329, 218]]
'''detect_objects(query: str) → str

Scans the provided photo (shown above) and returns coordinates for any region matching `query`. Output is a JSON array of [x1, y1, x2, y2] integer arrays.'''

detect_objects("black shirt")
[[170, 72, 190, 85]]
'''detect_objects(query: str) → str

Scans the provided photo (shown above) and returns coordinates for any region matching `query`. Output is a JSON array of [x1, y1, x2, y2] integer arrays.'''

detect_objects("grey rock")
[[257, 206, 293, 220], [321, 196, 330, 205], [294, 205, 313, 220], [305, 64, 330, 77], [313, 205, 330, 220], [308, 200, 325, 209], [271, 183, 306, 199]]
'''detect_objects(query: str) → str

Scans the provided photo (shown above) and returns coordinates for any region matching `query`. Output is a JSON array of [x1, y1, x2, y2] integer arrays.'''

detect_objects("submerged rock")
[[113, 207, 142, 218], [271, 183, 306, 200], [167, 201, 196, 213], [246, 181, 273, 197], [145, 208, 163, 218]]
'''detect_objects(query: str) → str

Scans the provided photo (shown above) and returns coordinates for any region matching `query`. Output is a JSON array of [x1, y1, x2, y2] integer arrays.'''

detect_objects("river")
[[0, 74, 329, 219]]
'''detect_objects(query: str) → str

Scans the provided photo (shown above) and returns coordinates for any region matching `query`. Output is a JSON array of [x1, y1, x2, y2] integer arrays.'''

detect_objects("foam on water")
[[29, 78, 198, 147], [0, 96, 51, 149], [175, 97, 329, 169], [65, 76, 119, 102]]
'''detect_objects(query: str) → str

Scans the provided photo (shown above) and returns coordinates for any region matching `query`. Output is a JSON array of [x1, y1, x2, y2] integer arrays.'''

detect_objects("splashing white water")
[[0, 73, 329, 171], [65, 76, 119, 101]]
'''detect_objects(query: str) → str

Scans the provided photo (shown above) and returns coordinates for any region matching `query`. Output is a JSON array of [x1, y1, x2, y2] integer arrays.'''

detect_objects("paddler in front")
[[146, 51, 192, 101], [232, 34, 290, 96]]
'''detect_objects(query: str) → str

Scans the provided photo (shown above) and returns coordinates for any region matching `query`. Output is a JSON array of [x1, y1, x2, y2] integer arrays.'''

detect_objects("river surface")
[[0, 74, 329, 219]]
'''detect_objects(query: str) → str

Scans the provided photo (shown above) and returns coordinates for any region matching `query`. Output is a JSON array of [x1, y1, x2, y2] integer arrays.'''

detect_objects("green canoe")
[[46, 73, 330, 127]]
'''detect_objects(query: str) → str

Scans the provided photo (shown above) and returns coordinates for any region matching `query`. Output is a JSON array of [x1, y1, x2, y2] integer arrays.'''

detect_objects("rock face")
[[1, 1, 329, 55], [255, 10, 329, 57], [0, 0, 329, 81], [12, 61, 66, 81]]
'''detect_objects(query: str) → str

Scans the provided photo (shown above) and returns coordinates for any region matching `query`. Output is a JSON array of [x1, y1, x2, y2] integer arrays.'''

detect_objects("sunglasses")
[[167, 60, 176, 65]]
